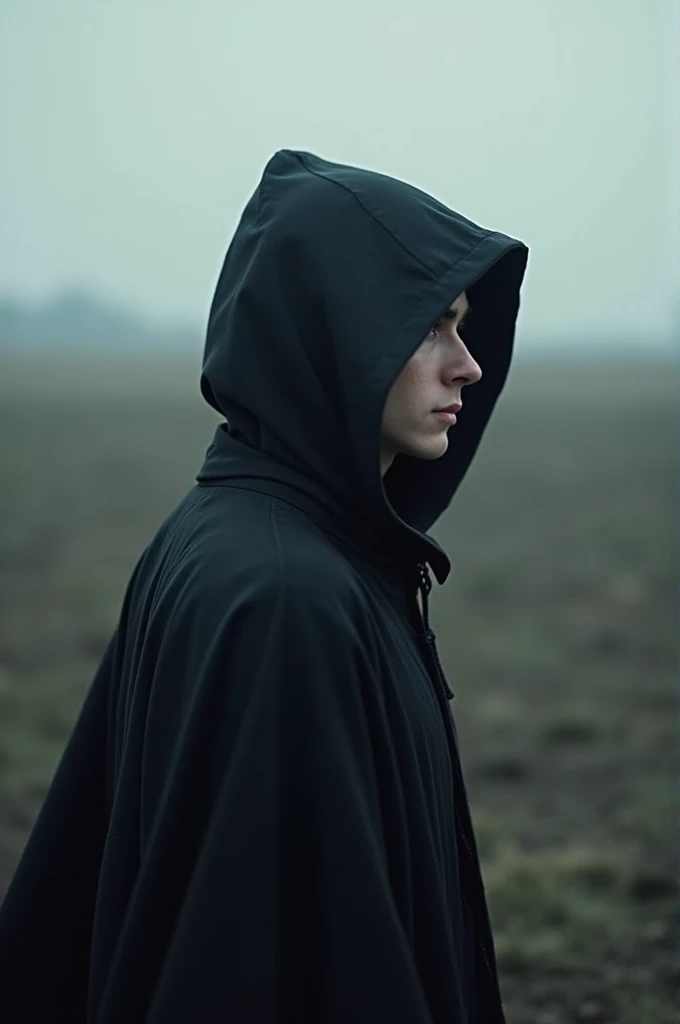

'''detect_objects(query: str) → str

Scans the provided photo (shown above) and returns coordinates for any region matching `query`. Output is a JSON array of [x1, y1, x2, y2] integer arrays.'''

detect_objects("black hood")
[[197, 149, 528, 583]]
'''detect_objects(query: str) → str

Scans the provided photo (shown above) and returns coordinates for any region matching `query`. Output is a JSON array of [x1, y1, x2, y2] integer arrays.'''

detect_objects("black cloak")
[[0, 149, 528, 1023]]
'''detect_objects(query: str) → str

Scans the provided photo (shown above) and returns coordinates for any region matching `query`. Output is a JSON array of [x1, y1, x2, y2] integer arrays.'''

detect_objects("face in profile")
[[380, 290, 481, 476]]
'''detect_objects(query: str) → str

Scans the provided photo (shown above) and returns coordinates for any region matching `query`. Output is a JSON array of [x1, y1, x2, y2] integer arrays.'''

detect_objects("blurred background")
[[0, 1, 677, 1020]]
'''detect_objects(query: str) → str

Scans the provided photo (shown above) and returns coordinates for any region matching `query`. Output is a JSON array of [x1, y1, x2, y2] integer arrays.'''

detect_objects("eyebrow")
[[443, 303, 472, 323]]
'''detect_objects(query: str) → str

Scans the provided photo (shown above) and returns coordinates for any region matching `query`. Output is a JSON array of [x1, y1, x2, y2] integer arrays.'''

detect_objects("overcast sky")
[[1, 0, 678, 347]]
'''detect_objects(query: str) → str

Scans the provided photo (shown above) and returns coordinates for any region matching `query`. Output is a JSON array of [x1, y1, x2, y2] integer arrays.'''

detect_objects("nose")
[[463, 349, 483, 385], [448, 338, 482, 387]]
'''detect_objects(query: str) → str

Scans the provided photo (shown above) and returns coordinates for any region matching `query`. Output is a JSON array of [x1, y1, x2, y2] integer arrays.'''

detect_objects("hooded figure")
[[0, 150, 528, 1023]]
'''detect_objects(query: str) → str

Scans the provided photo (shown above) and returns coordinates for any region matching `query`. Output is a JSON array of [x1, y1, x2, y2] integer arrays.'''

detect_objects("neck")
[[381, 450, 395, 477]]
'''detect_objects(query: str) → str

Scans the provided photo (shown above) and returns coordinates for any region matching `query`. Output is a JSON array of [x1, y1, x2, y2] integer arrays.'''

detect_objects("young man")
[[0, 149, 528, 1023]]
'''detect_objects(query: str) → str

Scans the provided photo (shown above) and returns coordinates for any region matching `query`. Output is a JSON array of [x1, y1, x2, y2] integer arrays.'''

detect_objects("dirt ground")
[[0, 352, 676, 1022]]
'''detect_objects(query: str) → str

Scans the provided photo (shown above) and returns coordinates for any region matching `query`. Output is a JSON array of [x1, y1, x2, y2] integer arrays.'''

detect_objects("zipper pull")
[[415, 562, 455, 701], [416, 561, 432, 597], [424, 628, 455, 702]]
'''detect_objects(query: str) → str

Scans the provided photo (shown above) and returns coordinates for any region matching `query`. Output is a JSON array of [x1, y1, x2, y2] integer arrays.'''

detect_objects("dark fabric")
[[0, 149, 528, 1023]]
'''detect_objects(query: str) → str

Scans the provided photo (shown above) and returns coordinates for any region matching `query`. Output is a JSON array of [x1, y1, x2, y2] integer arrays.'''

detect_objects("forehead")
[[448, 290, 469, 314]]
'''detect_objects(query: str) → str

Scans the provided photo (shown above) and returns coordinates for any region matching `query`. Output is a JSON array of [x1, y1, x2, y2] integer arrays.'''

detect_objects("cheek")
[[386, 357, 431, 420], [401, 354, 433, 399]]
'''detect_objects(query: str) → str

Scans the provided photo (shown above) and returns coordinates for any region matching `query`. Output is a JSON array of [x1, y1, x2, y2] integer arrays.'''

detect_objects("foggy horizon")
[[1, 0, 678, 353], [1, 283, 677, 356]]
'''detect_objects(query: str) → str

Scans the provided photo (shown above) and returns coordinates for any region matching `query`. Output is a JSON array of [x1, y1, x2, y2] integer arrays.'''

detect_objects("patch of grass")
[[475, 754, 533, 782], [537, 710, 602, 745], [488, 842, 638, 973], [0, 665, 91, 800], [469, 806, 507, 858], [475, 692, 526, 729], [614, 995, 680, 1024]]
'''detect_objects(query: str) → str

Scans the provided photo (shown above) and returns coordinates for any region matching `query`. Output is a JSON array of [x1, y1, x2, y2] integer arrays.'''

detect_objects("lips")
[[435, 402, 462, 414]]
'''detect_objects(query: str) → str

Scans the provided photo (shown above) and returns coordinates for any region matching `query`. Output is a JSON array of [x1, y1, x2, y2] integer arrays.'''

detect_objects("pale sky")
[[1, 0, 678, 347]]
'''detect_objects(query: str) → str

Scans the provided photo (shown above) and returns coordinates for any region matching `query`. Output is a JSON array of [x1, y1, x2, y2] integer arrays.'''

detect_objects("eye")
[[427, 311, 471, 340]]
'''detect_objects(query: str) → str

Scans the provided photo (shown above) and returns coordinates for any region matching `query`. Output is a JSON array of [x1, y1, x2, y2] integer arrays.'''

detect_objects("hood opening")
[[197, 149, 528, 583]]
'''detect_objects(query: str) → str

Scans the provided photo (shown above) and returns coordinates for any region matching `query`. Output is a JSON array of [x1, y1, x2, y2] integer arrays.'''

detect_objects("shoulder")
[[270, 499, 360, 596], [180, 488, 366, 624]]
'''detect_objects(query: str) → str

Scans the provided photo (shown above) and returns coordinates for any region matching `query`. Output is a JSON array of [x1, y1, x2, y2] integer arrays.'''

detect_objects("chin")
[[404, 436, 450, 462]]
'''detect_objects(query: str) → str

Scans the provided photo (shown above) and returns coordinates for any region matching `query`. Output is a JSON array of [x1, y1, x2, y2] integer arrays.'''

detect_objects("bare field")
[[0, 352, 676, 1022]]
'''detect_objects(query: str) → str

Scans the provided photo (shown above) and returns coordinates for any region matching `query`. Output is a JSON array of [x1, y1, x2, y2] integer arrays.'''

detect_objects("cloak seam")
[[292, 151, 498, 290]]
